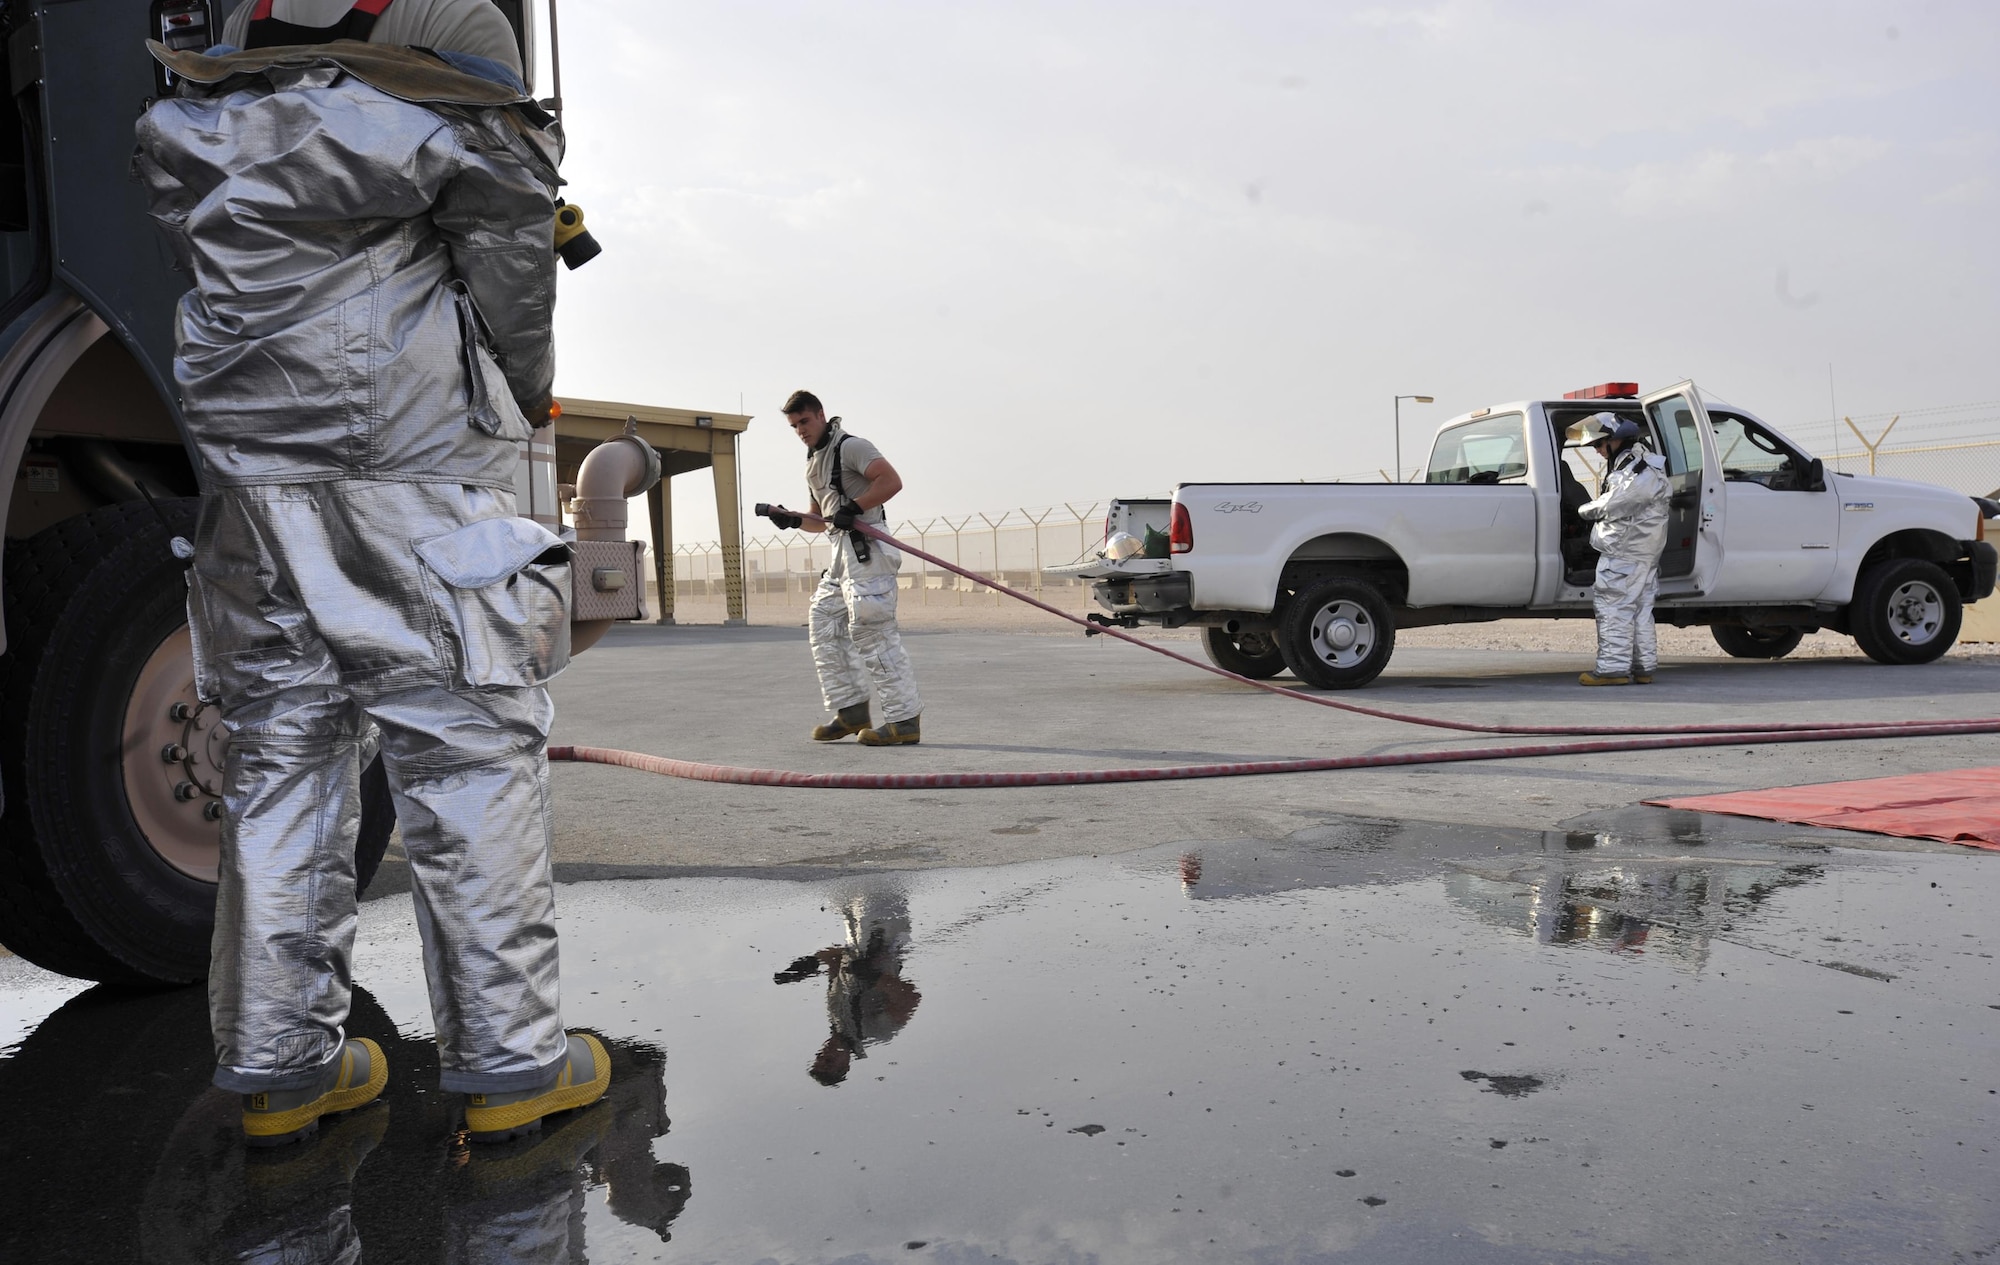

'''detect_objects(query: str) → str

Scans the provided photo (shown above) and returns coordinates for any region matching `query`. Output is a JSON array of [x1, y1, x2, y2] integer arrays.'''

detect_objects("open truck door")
[[1699, 405, 1840, 603], [1640, 381, 1723, 596]]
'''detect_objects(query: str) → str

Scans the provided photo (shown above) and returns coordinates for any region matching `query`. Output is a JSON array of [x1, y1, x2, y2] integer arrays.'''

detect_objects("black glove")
[[768, 509, 803, 531], [831, 501, 863, 531]]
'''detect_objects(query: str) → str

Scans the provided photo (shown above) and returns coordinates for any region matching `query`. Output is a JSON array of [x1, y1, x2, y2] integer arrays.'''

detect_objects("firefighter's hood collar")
[[146, 39, 530, 110]]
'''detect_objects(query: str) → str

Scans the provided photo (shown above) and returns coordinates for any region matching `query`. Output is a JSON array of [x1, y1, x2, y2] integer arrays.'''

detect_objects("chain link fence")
[[1821, 439, 2000, 497], [661, 503, 1111, 609]]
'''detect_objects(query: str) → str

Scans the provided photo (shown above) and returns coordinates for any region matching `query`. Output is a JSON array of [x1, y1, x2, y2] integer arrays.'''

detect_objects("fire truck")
[[0, 1, 644, 985]]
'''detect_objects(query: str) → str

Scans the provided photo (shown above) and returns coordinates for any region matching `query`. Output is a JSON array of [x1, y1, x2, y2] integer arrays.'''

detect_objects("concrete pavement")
[[526, 623, 2000, 876]]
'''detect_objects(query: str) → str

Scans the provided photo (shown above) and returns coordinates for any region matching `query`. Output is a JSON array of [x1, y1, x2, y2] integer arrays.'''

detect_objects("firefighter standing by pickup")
[[1575, 414, 1671, 686], [135, 0, 606, 1147]]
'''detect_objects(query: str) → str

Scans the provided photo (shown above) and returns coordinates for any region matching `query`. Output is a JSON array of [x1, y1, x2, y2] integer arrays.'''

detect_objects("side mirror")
[[1804, 457, 1826, 492]]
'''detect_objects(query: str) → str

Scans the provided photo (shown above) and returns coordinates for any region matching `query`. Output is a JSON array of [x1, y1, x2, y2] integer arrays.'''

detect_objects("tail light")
[[1169, 502, 1193, 554]]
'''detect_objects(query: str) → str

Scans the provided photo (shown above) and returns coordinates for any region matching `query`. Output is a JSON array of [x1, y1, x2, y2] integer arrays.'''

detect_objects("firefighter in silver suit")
[[1575, 413, 1672, 686], [136, 17, 605, 1147], [766, 390, 923, 745]]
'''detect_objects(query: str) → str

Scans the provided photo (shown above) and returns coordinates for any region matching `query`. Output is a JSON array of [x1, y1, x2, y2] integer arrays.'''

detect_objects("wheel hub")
[[1886, 580, 1943, 646], [1310, 600, 1375, 668], [120, 625, 223, 883]]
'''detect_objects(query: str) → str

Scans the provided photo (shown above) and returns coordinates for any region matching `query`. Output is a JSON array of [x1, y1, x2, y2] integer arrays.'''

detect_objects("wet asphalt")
[[3, 808, 1996, 1263], [538, 627, 2000, 872]]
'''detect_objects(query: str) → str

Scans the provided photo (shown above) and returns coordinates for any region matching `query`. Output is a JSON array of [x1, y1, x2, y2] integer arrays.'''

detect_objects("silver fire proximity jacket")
[[136, 40, 575, 1097], [1579, 444, 1671, 563], [134, 41, 562, 490]]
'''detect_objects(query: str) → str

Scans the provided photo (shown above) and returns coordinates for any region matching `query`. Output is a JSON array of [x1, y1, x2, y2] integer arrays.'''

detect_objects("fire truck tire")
[[1200, 626, 1288, 679], [0, 501, 393, 985]]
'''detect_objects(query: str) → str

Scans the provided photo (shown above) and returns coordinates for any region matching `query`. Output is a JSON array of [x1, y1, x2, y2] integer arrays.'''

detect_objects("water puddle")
[[2, 814, 1995, 1262]]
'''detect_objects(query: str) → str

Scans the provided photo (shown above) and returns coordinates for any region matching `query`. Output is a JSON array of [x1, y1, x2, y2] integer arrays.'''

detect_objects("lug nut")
[[169, 702, 193, 721], [174, 781, 198, 802], [161, 743, 188, 764], [203, 801, 224, 822]]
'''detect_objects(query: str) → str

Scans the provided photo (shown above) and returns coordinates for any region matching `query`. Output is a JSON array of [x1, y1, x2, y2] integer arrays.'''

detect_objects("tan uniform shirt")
[[221, 0, 524, 75], [805, 423, 888, 526]]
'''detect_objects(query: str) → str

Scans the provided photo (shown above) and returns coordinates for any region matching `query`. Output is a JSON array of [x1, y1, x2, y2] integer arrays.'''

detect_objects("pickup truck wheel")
[[0, 501, 395, 985], [1849, 558, 1961, 666], [1710, 625, 1806, 659], [1277, 576, 1395, 689], [1200, 627, 1288, 679]]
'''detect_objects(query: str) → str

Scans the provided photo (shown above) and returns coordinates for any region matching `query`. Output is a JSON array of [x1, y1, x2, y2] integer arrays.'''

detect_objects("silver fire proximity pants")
[[1592, 556, 1661, 677], [809, 533, 921, 723], [193, 480, 572, 1094]]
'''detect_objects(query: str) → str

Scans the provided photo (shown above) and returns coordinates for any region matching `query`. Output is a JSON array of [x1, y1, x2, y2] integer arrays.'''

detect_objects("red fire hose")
[[549, 516, 2000, 788]]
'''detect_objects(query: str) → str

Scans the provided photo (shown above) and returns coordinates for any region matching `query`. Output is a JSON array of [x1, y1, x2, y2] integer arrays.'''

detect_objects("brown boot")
[[857, 715, 921, 746], [812, 702, 872, 742]]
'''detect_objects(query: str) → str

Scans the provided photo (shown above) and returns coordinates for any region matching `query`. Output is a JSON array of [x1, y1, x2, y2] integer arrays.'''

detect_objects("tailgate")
[[1045, 557, 1179, 581]]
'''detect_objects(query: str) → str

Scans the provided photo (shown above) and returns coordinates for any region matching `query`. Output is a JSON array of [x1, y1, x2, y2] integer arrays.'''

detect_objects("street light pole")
[[1394, 394, 1435, 482]]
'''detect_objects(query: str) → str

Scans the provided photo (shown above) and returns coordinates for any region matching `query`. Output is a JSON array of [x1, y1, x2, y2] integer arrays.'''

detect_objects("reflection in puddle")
[[0, 983, 688, 1262], [773, 880, 923, 1086], [1447, 859, 1823, 966], [1171, 815, 1826, 969], [2, 813, 1992, 1264]]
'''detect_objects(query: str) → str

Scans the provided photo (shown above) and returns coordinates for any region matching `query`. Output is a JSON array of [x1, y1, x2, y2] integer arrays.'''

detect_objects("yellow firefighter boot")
[[1577, 671, 1631, 686], [241, 1036, 388, 1148], [464, 1032, 611, 1145]]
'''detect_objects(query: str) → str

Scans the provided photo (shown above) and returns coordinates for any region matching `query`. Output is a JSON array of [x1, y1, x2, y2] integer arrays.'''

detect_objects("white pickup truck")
[[1057, 380, 1999, 688]]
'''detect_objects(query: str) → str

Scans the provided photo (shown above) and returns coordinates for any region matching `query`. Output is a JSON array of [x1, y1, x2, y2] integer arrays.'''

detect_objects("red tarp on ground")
[[1647, 766, 2000, 851]]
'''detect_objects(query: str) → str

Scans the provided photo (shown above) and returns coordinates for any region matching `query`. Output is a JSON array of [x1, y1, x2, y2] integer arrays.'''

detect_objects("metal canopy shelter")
[[552, 396, 753, 625]]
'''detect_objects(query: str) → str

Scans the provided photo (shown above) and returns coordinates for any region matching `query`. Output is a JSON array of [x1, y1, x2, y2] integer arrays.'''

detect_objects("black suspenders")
[[827, 435, 871, 564]]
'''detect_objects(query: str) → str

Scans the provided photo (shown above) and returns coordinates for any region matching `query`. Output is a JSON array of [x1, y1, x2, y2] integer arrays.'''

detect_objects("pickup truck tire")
[[1200, 627, 1288, 679], [0, 501, 394, 985], [1848, 557, 1961, 666], [1710, 625, 1806, 659], [1277, 576, 1395, 689]]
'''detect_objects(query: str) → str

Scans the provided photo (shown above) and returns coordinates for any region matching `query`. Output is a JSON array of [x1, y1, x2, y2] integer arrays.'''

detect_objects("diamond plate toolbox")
[[570, 538, 648, 621]]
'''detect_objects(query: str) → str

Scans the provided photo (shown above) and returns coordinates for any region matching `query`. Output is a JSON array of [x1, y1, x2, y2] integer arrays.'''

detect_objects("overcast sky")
[[540, 1, 1998, 542]]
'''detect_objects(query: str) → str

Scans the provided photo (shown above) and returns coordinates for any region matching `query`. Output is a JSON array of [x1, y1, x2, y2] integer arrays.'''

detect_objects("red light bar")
[[1563, 382, 1639, 400]]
